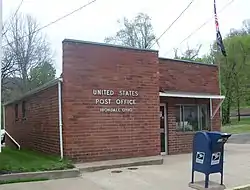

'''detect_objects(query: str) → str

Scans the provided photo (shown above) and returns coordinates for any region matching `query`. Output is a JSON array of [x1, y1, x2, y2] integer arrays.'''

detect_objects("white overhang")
[[159, 91, 225, 99]]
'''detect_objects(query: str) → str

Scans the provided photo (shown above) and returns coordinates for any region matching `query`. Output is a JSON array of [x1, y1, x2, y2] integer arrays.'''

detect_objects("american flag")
[[214, 0, 227, 57]]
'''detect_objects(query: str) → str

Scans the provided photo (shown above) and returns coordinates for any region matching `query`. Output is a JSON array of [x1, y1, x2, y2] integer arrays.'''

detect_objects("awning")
[[159, 91, 225, 99], [160, 91, 225, 122]]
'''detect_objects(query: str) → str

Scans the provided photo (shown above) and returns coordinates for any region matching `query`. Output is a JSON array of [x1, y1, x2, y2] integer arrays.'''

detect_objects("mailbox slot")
[[220, 133, 231, 144]]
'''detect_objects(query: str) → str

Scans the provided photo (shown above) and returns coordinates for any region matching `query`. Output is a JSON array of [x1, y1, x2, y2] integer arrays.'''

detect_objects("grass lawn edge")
[[0, 168, 80, 185], [0, 147, 75, 173], [222, 117, 250, 134]]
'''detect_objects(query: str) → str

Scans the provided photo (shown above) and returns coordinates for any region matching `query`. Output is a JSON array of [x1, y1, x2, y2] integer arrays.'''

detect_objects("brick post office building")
[[4, 39, 224, 162]]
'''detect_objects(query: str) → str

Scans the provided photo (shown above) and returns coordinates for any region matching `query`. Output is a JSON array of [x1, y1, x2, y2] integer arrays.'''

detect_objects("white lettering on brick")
[[93, 89, 138, 113]]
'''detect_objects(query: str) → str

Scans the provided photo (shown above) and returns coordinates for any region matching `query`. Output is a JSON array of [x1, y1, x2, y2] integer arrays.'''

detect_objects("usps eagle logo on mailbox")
[[196, 152, 205, 164], [211, 152, 221, 165]]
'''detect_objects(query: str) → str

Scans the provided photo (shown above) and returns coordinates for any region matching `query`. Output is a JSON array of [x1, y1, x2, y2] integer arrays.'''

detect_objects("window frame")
[[176, 104, 210, 132], [15, 103, 19, 121], [22, 101, 26, 120]]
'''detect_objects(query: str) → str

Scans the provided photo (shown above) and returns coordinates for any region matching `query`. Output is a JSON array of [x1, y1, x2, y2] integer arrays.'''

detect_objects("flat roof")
[[63, 39, 159, 53], [4, 78, 62, 106], [63, 39, 216, 67], [159, 57, 218, 67]]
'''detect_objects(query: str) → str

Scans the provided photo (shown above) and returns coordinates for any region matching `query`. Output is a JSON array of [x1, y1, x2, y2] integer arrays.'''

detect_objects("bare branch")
[[2, 13, 54, 98], [104, 13, 157, 49]]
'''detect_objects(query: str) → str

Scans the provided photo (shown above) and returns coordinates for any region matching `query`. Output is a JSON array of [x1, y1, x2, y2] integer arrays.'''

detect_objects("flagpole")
[[217, 49, 223, 126], [214, 0, 224, 127], [214, 0, 222, 95]]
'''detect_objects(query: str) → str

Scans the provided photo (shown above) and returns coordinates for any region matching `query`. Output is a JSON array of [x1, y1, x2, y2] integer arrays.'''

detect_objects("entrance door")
[[160, 104, 167, 155]]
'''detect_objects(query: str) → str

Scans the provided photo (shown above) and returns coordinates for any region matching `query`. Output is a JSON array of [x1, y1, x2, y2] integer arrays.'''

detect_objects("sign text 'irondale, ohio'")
[[92, 89, 139, 113]]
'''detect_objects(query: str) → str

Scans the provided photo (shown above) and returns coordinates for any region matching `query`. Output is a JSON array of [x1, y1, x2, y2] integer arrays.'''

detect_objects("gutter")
[[58, 78, 64, 160]]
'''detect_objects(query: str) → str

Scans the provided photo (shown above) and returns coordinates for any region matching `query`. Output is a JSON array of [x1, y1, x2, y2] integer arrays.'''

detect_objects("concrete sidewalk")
[[2, 144, 250, 190]]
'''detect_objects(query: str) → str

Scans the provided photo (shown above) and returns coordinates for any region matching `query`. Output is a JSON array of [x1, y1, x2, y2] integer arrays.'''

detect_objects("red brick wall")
[[5, 85, 60, 155], [159, 58, 220, 94], [62, 40, 160, 162], [159, 59, 221, 154]]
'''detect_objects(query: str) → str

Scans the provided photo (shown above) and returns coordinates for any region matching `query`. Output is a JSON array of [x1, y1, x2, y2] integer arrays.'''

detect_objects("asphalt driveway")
[[2, 144, 250, 190], [227, 133, 250, 144]]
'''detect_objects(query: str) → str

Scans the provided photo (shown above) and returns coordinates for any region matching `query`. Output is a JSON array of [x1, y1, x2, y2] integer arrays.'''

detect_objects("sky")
[[3, 0, 250, 76]]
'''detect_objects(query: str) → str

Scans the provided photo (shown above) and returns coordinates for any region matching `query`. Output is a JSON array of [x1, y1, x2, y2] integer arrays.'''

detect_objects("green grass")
[[222, 117, 250, 134], [0, 147, 74, 173]]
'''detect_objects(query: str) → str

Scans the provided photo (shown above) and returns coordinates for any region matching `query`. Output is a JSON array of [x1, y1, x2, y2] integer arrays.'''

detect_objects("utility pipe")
[[210, 98, 213, 131], [0, 0, 3, 153], [58, 78, 64, 160]]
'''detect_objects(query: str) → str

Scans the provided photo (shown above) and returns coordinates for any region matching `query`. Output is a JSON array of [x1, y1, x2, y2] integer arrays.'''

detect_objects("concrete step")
[[75, 155, 163, 173]]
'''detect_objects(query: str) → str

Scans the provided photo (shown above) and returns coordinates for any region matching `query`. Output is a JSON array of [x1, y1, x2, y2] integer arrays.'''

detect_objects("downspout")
[[210, 98, 213, 131], [58, 78, 64, 160]]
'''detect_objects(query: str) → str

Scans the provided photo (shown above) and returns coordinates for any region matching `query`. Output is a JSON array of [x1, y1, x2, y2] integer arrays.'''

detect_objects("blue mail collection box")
[[191, 131, 231, 188]]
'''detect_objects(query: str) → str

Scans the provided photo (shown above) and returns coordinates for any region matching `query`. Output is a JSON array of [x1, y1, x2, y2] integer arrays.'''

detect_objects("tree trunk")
[[226, 100, 231, 124], [225, 86, 232, 124], [235, 73, 241, 122], [237, 100, 240, 122]]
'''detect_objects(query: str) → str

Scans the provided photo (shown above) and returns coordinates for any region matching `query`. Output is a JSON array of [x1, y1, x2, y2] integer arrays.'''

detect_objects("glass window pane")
[[183, 106, 198, 131], [176, 106, 183, 131], [200, 105, 209, 130]]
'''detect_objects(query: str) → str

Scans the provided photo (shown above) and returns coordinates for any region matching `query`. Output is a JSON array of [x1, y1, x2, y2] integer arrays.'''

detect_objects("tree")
[[3, 13, 54, 94], [174, 19, 250, 124], [2, 46, 16, 86], [104, 13, 157, 49], [228, 19, 250, 37], [29, 61, 56, 89], [242, 19, 250, 34], [172, 19, 250, 124], [174, 44, 201, 60], [174, 44, 214, 64], [214, 27, 250, 124]]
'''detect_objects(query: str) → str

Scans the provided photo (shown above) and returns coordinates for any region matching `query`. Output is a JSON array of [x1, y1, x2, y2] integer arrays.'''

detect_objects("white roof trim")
[[159, 92, 225, 99]]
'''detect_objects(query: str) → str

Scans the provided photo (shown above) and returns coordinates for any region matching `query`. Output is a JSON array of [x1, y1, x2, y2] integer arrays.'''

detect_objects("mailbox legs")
[[220, 172, 223, 185], [205, 174, 209, 188], [191, 170, 194, 183]]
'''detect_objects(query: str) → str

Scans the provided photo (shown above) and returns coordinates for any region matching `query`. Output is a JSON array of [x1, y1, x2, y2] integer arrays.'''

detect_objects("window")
[[15, 104, 18, 121], [176, 104, 209, 132], [22, 101, 26, 119]]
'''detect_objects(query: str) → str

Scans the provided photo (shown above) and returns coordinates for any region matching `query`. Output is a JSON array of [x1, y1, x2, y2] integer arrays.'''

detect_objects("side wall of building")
[[5, 85, 60, 155], [62, 40, 160, 162], [159, 59, 221, 154], [159, 59, 220, 94]]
